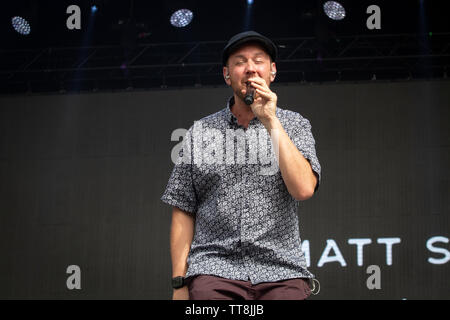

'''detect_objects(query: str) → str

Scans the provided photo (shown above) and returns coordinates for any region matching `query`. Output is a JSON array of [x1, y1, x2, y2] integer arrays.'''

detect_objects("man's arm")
[[170, 206, 195, 300], [263, 117, 318, 201], [246, 76, 318, 200]]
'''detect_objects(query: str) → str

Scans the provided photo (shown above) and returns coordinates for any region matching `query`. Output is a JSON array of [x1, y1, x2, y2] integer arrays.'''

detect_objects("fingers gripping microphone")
[[244, 82, 255, 105]]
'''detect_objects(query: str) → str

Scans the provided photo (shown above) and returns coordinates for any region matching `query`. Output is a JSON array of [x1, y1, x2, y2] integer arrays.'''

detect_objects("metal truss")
[[1, 33, 450, 94]]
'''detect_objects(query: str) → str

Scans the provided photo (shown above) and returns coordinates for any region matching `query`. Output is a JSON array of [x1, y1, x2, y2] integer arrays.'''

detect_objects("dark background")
[[1, 0, 449, 300], [0, 79, 449, 299], [3, 0, 444, 48], [2, 0, 450, 94]]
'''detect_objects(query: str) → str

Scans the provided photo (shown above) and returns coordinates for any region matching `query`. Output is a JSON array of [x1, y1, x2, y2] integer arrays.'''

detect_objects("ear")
[[270, 62, 277, 82], [223, 66, 231, 85]]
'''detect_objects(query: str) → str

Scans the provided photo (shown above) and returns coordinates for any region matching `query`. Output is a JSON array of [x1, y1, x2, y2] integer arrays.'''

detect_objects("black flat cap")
[[222, 31, 277, 66]]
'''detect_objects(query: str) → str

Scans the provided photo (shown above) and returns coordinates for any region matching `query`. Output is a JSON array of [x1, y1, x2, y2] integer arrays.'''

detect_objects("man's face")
[[223, 43, 276, 102]]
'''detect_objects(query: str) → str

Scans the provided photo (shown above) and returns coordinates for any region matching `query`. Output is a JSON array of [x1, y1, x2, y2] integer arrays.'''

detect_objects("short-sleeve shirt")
[[161, 96, 321, 284]]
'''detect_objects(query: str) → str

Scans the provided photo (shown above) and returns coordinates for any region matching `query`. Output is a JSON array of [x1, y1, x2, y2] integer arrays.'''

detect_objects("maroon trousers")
[[187, 275, 311, 300]]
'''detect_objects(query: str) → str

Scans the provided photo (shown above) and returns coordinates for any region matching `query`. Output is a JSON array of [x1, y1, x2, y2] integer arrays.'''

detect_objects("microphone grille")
[[244, 95, 254, 105]]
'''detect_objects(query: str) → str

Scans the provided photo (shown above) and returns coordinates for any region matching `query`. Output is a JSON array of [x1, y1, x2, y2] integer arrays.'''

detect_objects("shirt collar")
[[224, 95, 282, 126], [225, 96, 238, 125]]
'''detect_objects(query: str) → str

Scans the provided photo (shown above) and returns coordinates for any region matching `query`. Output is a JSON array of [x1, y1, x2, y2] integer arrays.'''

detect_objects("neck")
[[231, 93, 256, 124]]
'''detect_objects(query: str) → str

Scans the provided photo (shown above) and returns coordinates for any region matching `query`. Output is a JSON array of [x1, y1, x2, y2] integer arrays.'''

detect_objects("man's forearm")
[[170, 207, 195, 277], [263, 116, 317, 201]]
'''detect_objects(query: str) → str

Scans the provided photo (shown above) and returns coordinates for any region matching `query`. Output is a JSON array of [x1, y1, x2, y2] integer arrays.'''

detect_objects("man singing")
[[162, 31, 321, 300]]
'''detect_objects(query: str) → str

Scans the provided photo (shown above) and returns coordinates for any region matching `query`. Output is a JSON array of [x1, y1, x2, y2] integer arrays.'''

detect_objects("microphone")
[[244, 82, 255, 105]]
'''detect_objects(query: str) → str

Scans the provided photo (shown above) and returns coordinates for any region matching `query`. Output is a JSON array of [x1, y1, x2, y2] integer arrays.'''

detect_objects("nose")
[[245, 60, 257, 75]]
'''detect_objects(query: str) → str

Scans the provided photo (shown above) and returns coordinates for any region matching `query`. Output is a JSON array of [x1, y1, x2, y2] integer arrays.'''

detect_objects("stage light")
[[11, 16, 31, 35], [170, 9, 193, 28], [323, 1, 346, 21], [247, 0, 254, 5], [91, 5, 98, 13]]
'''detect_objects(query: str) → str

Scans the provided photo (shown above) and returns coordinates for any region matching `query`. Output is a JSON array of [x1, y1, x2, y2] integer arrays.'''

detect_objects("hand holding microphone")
[[242, 76, 278, 126]]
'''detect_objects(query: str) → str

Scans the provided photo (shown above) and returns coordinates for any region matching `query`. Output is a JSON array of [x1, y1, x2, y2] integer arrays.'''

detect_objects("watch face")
[[172, 276, 184, 288]]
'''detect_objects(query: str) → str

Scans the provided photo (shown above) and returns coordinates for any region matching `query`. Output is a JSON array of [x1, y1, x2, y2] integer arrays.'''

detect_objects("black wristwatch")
[[172, 276, 185, 289]]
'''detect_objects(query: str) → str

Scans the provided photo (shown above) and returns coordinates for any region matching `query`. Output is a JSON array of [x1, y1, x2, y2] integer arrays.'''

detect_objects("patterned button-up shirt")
[[161, 97, 321, 284]]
